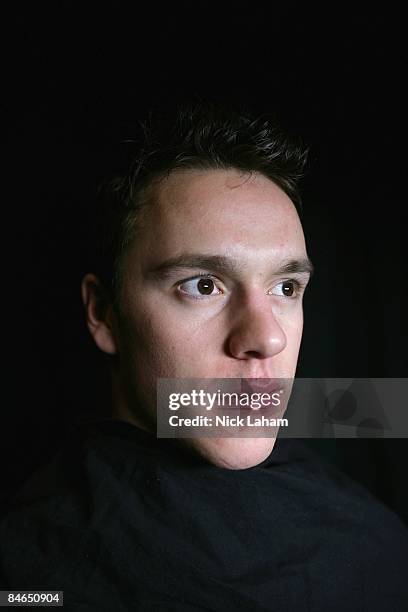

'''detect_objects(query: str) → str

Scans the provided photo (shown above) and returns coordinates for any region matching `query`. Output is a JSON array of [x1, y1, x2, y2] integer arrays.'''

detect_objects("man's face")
[[110, 168, 312, 468]]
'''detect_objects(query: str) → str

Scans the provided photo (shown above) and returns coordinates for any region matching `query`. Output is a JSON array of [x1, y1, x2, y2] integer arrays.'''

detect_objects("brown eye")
[[282, 281, 295, 296], [197, 278, 215, 295], [178, 276, 222, 299], [268, 280, 301, 298]]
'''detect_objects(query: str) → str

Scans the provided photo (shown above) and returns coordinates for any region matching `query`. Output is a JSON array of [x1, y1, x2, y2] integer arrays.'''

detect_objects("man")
[[1, 103, 408, 610]]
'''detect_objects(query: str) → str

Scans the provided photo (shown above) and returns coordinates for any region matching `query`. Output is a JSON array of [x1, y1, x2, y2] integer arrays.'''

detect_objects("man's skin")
[[81, 168, 313, 469]]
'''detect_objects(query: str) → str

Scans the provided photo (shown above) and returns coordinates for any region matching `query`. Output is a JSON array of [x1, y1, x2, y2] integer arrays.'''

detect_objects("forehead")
[[127, 168, 307, 270]]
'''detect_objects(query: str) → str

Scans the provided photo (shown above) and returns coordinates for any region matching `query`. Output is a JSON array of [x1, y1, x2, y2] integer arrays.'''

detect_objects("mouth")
[[237, 378, 288, 416], [240, 377, 284, 396]]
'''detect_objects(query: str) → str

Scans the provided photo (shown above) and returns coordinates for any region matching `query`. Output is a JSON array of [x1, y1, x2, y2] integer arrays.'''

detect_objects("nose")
[[226, 294, 287, 360]]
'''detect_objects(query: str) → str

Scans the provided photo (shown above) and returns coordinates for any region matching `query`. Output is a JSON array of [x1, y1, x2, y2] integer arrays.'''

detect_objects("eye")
[[178, 276, 223, 299], [268, 279, 302, 298]]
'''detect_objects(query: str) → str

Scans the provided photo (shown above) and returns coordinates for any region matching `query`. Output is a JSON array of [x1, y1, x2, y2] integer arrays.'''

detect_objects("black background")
[[3, 4, 407, 523]]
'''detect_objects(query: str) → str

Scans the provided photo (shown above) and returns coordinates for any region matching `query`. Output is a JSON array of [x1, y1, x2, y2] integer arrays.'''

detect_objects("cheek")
[[279, 308, 304, 360], [292, 310, 304, 342], [278, 304, 303, 337], [121, 306, 203, 378], [146, 315, 224, 379]]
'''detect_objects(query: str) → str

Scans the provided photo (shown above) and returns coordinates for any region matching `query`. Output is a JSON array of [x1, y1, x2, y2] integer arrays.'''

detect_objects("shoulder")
[[279, 438, 408, 549], [0, 422, 131, 604]]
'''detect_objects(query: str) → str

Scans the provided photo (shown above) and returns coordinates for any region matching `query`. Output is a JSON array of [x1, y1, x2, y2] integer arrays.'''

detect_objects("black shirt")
[[1, 419, 408, 611]]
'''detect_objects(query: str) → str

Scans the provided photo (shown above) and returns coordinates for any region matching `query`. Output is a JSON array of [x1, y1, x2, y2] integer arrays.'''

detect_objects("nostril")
[[244, 350, 264, 359]]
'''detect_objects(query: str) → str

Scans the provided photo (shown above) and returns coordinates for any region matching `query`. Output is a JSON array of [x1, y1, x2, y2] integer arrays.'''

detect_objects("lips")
[[240, 377, 284, 395]]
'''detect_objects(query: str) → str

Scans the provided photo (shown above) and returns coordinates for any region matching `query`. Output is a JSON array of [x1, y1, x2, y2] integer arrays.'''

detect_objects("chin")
[[185, 437, 276, 470]]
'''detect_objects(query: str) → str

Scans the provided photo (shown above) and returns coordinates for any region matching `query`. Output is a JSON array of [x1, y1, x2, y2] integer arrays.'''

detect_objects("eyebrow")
[[148, 254, 314, 279]]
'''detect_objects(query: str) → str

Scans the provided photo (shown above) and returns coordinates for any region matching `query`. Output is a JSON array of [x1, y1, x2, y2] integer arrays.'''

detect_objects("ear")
[[81, 273, 118, 355]]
